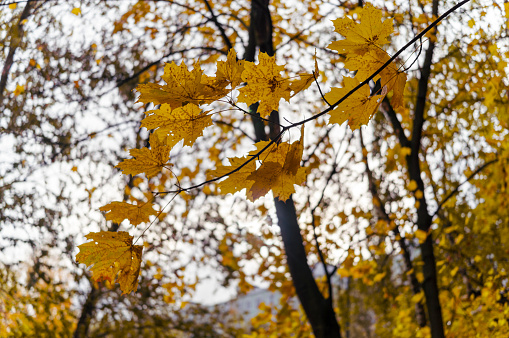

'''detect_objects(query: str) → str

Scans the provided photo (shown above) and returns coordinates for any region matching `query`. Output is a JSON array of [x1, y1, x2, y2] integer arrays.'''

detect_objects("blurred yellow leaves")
[[13, 84, 24, 96], [415, 229, 428, 244]]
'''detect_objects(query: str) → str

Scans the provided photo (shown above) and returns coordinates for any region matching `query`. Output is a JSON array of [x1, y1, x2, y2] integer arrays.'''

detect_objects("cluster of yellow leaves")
[[245, 299, 312, 337], [76, 2, 406, 296], [0, 267, 77, 336], [125, 48, 314, 203], [209, 128, 307, 201], [326, 3, 406, 129]]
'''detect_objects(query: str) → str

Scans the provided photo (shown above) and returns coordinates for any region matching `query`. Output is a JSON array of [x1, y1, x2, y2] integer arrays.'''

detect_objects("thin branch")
[[314, 71, 331, 107], [432, 158, 498, 218], [213, 120, 256, 141], [294, 0, 471, 128], [155, 1, 471, 209], [309, 149, 341, 300], [231, 102, 274, 125], [201, 0, 233, 50], [381, 97, 410, 147]]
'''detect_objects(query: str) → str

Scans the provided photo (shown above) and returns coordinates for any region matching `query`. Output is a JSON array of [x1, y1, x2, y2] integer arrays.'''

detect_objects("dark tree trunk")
[[244, 2, 342, 336], [73, 286, 102, 338], [274, 198, 341, 337], [408, 0, 444, 336]]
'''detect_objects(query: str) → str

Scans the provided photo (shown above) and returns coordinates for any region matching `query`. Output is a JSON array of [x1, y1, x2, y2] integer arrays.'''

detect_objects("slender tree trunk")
[[359, 130, 427, 327], [420, 235, 444, 338], [73, 286, 102, 338], [275, 198, 341, 337], [408, 0, 444, 336]]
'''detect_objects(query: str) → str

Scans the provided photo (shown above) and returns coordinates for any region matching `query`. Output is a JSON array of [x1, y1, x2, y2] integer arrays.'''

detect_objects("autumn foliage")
[[76, 2, 406, 295], [3, 0, 509, 337]]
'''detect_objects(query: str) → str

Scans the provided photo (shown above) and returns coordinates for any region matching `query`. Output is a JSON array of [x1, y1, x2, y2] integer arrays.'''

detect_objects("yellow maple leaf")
[[208, 156, 256, 195], [216, 48, 245, 89], [328, 3, 393, 55], [324, 77, 387, 130], [116, 133, 171, 178], [136, 61, 228, 109], [344, 50, 407, 108], [141, 103, 213, 149], [71, 7, 81, 16], [99, 201, 157, 226], [9, 3, 17, 10], [76, 231, 142, 294], [246, 133, 308, 201], [237, 52, 291, 118]]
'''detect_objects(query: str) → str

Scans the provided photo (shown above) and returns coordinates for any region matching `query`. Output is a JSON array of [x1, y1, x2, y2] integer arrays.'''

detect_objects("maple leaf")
[[136, 61, 228, 109], [325, 77, 387, 130], [76, 231, 143, 295], [246, 133, 308, 201], [237, 52, 291, 118], [116, 133, 171, 178], [208, 156, 256, 195], [344, 50, 407, 107], [328, 3, 393, 55], [100, 201, 157, 226], [141, 103, 213, 148], [216, 48, 245, 89]]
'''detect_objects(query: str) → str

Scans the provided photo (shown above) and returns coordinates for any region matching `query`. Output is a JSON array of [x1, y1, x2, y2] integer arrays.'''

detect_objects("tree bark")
[[275, 197, 341, 337], [408, 0, 444, 336], [359, 130, 427, 328], [73, 286, 102, 338]]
